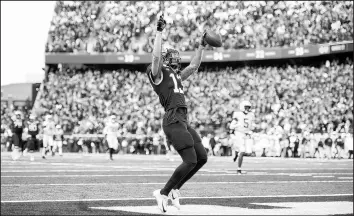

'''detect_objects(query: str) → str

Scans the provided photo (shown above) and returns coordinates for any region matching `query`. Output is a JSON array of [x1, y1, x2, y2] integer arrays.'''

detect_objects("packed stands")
[[45, 1, 353, 53]]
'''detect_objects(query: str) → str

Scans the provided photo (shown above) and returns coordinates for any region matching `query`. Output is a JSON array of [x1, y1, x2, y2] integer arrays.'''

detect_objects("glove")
[[200, 31, 207, 47], [157, 15, 166, 32]]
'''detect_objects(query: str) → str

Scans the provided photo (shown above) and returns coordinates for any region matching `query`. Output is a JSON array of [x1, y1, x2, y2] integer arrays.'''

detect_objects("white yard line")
[[338, 177, 353, 179], [1, 194, 352, 203], [312, 176, 335, 178], [1, 172, 352, 178], [1, 180, 352, 187]]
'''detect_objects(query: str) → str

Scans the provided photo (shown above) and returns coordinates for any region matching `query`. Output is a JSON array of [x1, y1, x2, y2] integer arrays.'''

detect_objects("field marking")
[[1, 172, 352, 178], [1, 194, 352, 203], [338, 177, 353, 179], [312, 176, 335, 178], [1, 180, 352, 187], [91, 202, 354, 215]]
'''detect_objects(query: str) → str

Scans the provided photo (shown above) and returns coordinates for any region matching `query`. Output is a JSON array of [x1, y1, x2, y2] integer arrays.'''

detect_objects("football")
[[204, 30, 222, 47]]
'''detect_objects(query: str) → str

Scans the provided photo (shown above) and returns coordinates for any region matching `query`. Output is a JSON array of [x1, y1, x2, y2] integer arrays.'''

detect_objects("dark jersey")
[[147, 64, 187, 125], [11, 119, 24, 135], [28, 121, 39, 137], [335, 138, 344, 147]]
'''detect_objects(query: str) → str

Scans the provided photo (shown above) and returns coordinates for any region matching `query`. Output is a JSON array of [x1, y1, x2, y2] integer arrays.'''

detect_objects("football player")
[[42, 114, 55, 159], [229, 101, 254, 174], [148, 15, 208, 212], [103, 115, 119, 160], [27, 114, 39, 161], [10, 111, 25, 160], [53, 125, 64, 156]]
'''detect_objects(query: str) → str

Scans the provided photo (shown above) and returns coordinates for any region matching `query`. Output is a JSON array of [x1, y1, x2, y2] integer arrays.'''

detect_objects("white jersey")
[[230, 111, 254, 134], [103, 121, 119, 138], [43, 120, 55, 136]]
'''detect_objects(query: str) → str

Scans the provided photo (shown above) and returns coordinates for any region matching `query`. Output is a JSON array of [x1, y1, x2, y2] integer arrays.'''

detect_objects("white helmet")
[[46, 114, 53, 121], [110, 115, 117, 122], [29, 114, 36, 120], [56, 125, 61, 129], [239, 100, 252, 113]]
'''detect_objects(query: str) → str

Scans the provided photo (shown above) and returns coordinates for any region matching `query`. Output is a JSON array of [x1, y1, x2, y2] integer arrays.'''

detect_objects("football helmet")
[[56, 125, 61, 129], [45, 114, 53, 121], [110, 115, 117, 122], [29, 114, 36, 121], [14, 111, 22, 119], [162, 48, 181, 71], [239, 100, 252, 114]]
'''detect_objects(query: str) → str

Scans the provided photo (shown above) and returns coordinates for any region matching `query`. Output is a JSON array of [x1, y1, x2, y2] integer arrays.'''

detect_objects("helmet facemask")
[[162, 49, 181, 71]]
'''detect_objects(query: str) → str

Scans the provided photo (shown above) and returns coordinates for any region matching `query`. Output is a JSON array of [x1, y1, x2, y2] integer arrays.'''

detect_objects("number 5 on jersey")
[[170, 74, 184, 94]]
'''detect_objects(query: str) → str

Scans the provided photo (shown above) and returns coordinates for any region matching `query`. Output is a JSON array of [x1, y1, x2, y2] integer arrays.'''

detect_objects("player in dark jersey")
[[10, 111, 25, 160], [27, 114, 39, 161], [148, 15, 208, 213]]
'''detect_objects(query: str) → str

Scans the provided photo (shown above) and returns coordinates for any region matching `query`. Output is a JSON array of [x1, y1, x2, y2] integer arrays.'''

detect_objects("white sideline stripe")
[[1, 172, 352, 178], [312, 176, 335, 178], [338, 177, 353, 179], [1, 194, 352, 203], [1, 180, 352, 186]]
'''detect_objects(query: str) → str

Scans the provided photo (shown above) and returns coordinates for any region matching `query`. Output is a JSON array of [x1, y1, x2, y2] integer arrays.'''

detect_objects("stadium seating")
[[45, 1, 353, 53], [35, 59, 353, 136]]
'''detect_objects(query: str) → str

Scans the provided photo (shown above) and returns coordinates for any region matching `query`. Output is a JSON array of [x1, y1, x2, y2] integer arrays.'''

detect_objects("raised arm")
[[151, 15, 166, 83], [180, 32, 207, 81]]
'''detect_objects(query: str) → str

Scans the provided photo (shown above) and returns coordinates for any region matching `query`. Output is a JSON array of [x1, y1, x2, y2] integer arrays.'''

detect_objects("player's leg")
[[27, 137, 35, 161], [160, 123, 196, 196], [173, 125, 207, 190], [154, 122, 196, 212], [235, 135, 246, 174], [107, 137, 114, 160], [11, 134, 20, 160], [57, 141, 63, 156]]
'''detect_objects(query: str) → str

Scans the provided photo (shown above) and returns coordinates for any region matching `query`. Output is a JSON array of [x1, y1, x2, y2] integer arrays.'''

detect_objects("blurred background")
[[1, 1, 353, 159]]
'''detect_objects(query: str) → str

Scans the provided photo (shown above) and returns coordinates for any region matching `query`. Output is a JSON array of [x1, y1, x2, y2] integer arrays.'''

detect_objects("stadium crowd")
[[3, 58, 344, 157], [46, 1, 353, 53]]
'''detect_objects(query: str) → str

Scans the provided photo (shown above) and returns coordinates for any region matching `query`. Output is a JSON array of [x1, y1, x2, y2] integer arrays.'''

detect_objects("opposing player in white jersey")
[[103, 115, 120, 160], [53, 125, 64, 156], [230, 101, 254, 174], [42, 114, 56, 159]]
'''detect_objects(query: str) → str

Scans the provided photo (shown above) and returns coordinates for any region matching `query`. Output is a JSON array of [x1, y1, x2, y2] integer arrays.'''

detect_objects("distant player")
[[103, 115, 119, 160], [148, 15, 208, 212], [334, 133, 345, 159], [27, 114, 39, 161], [42, 114, 55, 159], [10, 111, 25, 160], [53, 125, 64, 156], [229, 101, 254, 174]]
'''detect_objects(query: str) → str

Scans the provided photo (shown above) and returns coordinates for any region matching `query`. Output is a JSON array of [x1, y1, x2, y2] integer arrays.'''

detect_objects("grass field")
[[1, 152, 353, 215]]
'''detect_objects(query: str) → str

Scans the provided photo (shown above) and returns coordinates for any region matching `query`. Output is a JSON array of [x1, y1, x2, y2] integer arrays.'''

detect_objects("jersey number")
[[29, 124, 37, 131], [170, 74, 184, 94], [244, 119, 249, 128]]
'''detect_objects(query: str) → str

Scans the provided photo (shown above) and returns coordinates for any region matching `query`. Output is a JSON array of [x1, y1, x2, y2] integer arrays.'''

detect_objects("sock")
[[160, 161, 196, 196], [160, 147, 197, 196], [109, 148, 114, 158], [238, 152, 244, 170], [233, 151, 238, 161], [59, 147, 62, 156], [173, 158, 207, 190]]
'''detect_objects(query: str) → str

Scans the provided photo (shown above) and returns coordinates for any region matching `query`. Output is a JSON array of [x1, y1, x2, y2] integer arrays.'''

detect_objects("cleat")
[[153, 189, 168, 213], [237, 170, 247, 175], [42, 156, 46, 159], [169, 189, 181, 210], [30, 156, 35, 161]]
